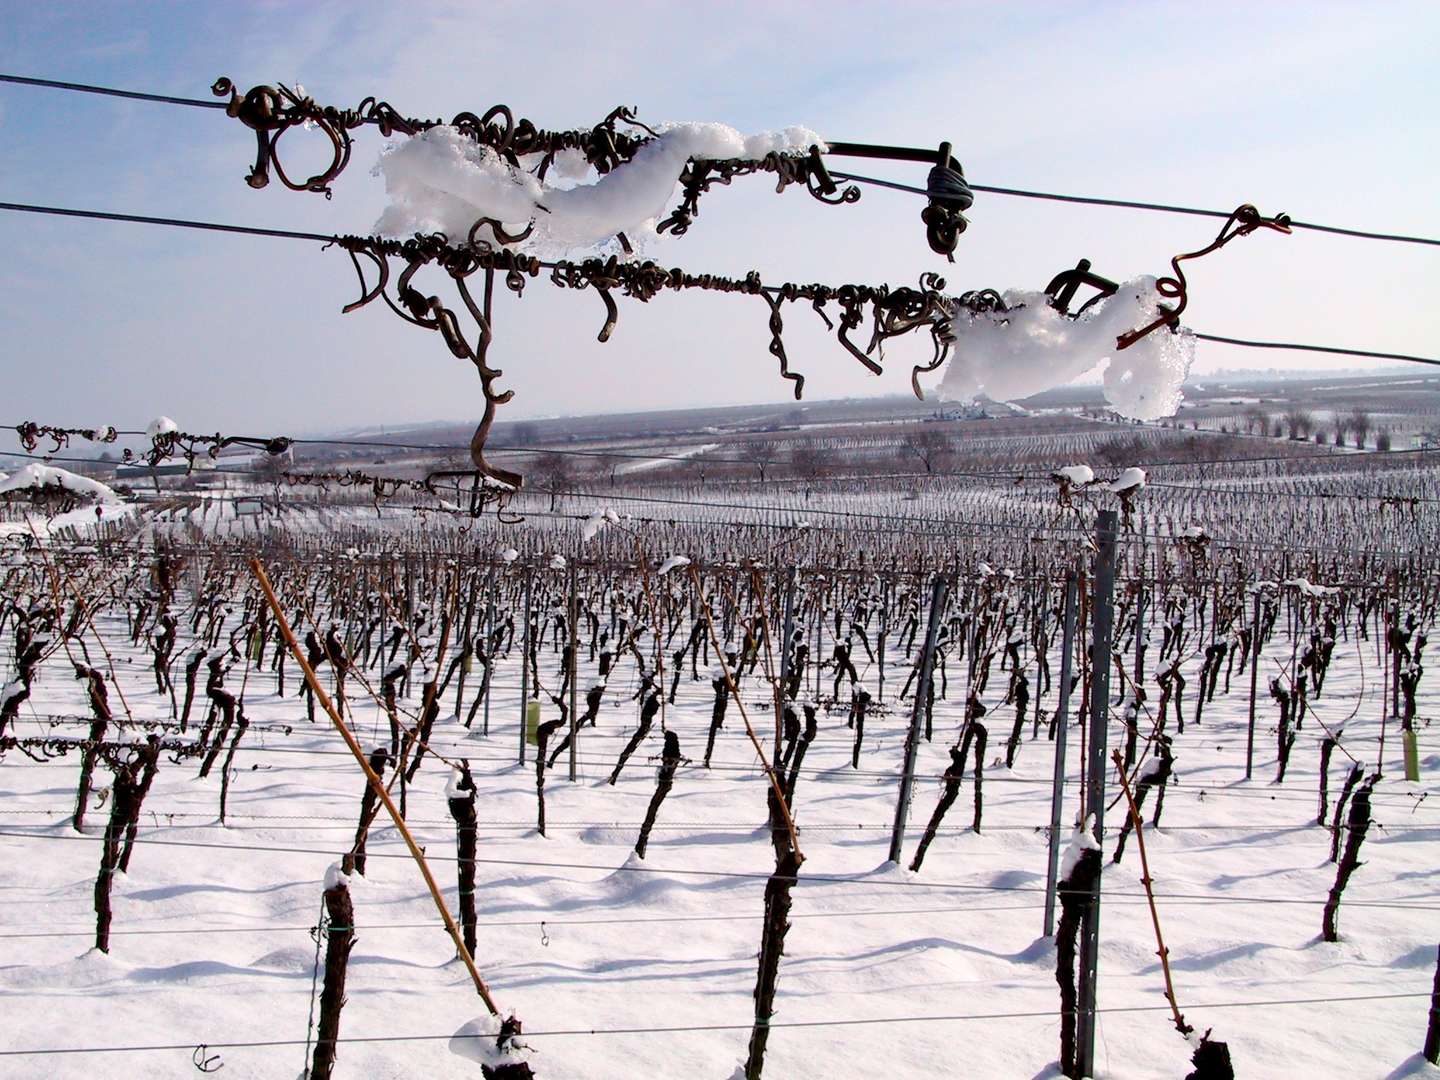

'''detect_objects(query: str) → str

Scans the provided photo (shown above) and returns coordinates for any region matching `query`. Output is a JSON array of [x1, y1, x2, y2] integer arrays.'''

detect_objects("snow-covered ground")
[[0, 603, 1435, 1079]]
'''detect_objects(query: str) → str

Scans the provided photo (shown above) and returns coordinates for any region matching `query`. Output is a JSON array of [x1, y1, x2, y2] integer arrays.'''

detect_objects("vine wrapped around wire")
[[123, 430, 293, 472], [212, 77, 859, 232], [332, 232, 964, 490], [15, 422, 118, 453], [1116, 204, 1291, 350]]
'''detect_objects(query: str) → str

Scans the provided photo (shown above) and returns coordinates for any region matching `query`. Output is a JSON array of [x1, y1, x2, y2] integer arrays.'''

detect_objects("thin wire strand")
[[0, 992, 1428, 1056], [1193, 332, 1440, 367], [830, 170, 1440, 248], [0, 830, 1432, 910], [0, 200, 1435, 367], [0, 73, 227, 110], [3, 71, 1432, 249]]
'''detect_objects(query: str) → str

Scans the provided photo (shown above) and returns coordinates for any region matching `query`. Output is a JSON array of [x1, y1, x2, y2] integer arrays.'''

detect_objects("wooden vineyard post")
[[310, 871, 356, 1080], [1246, 591, 1261, 780], [1425, 943, 1440, 1064], [1076, 510, 1117, 1080], [812, 577, 824, 698], [1133, 569, 1146, 693], [778, 567, 796, 759], [1043, 570, 1079, 937], [519, 565, 532, 765], [247, 559, 503, 1018], [888, 574, 949, 865], [877, 574, 889, 704], [1379, 589, 1391, 776], [568, 564, 579, 782], [484, 563, 496, 736]]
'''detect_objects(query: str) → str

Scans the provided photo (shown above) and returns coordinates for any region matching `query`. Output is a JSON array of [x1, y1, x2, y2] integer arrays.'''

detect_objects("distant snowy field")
[[1, 608, 1436, 1079]]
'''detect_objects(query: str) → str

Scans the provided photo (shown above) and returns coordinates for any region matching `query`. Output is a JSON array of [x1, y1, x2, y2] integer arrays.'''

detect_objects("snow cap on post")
[[1109, 467, 1147, 493]]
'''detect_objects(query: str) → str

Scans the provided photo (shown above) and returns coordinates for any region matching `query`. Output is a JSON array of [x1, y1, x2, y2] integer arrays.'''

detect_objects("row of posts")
[[883, 510, 1116, 1078], [489, 509, 1323, 1079], [394, 515, 1422, 1077]]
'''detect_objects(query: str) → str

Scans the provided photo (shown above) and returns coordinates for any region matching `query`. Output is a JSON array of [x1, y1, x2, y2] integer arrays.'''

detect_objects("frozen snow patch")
[[1110, 467, 1147, 494], [449, 1012, 535, 1071], [377, 121, 824, 256], [0, 463, 120, 503], [1060, 819, 1101, 882], [939, 278, 1194, 420]]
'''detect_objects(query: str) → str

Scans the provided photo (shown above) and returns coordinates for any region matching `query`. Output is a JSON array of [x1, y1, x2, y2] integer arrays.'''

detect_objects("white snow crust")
[[0, 463, 119, 503], [1059, 818, 1101, 883], [1110, 467, 1148, 493], [938, 278, 1195, 420], [376, 122, 824, 255]]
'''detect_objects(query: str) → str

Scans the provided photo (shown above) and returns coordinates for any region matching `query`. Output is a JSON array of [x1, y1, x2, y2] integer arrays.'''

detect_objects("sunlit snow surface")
[[375, 123, 823, 256], [0, 579, 1434, 1078], [939, 279, 1195, 420]]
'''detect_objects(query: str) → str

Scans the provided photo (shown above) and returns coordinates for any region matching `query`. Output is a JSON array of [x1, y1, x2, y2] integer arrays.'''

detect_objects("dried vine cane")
[[629, 533, 673, 734], [687, 564, 802, 860], [1116, 203, 1291, 351], [1111, 748, 1193, 1038], [460, 266, 524, 492], [248, 558, 502, 1017]]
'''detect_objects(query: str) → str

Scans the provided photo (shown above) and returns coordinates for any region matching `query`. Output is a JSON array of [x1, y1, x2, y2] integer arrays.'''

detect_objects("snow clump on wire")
[[581, 508, 623, 543], [146, 416, 179, 439], [0, 463, 120, 504], [375, 122, 824, 256], [938, 278, 1194, 420]]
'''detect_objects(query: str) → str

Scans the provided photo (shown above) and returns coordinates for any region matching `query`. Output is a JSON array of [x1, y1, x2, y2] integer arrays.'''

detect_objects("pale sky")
[[1, 1, 1436, 435]]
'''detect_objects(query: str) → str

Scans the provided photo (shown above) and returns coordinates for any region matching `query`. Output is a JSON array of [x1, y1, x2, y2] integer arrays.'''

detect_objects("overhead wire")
[[828, 170, 1440, 248], [0, 199, 1436, 368], [2, 72, 1435, 247]]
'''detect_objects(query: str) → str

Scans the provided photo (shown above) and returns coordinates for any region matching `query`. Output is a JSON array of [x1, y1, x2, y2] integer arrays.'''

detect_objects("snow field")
[[0, 600, 1435, 1079]]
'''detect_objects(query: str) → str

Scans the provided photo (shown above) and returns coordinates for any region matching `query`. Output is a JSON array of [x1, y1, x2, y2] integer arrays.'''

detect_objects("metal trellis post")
[[568, 565, 580, 782], [1043, 570, 1079, 937], [888, 574, 950, 865], [518, 566, 532, 765], [778, 568, 796, 759], [483, 564, 496, 737], [1245, 591, 1261, 780], [1076, 510, 1117, 1079]]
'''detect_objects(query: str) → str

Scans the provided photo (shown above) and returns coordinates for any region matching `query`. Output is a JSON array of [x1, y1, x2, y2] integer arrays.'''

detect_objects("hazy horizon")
[[2, 1, 1436, 437]]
